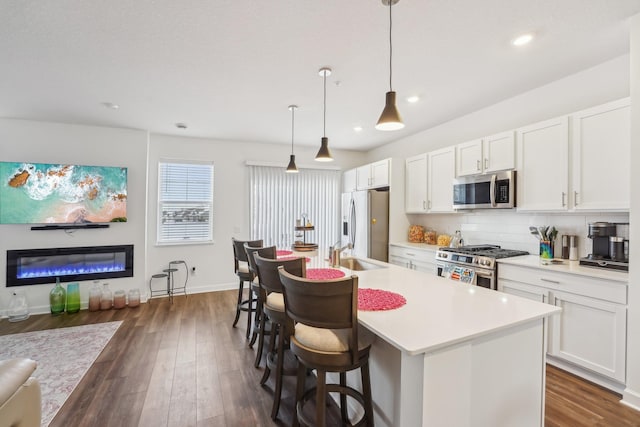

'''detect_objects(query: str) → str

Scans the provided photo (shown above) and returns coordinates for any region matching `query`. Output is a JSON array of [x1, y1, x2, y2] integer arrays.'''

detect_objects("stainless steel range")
[[435, 245, 529, 290]]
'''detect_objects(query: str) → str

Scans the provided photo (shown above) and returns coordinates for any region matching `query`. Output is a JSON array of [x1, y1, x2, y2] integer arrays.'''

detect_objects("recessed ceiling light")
[[353, 126, 363, 132], [511, 33, 534, 46], [101, 102, 119, 110], [175, 123, 188, 129], [407, 95, 420, 103]]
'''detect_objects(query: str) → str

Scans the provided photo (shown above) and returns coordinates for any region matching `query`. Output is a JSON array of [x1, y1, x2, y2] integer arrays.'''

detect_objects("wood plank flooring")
[[1, 290, 639, 426]]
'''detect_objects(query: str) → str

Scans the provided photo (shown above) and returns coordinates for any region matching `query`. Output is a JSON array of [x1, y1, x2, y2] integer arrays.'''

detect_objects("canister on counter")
[[561, 235, 569, 259], [569, 235, 578, 261]]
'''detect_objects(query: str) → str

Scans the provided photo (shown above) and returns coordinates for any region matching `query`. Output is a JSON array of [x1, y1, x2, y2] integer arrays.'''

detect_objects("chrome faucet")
[[329, 242, 352, 268]]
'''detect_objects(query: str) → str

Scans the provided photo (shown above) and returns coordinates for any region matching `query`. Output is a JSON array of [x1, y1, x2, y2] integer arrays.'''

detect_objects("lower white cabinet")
[[498, 263, 627, 384], [389, 244, 437, 275], [548, 290, 626, 383]]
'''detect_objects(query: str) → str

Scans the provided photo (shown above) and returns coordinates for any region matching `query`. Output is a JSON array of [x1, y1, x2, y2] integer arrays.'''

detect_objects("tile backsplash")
[[407, 211, 630, 258]]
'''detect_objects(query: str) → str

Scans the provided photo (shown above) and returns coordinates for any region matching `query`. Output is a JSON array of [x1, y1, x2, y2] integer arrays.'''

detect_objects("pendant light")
[[375, 0, 404, 131], [315, 67, 334, 162], [285, 105, 299, 173]]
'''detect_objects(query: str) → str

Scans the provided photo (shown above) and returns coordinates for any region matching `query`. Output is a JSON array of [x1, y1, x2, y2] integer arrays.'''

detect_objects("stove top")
[[439, 245, 529, 259]]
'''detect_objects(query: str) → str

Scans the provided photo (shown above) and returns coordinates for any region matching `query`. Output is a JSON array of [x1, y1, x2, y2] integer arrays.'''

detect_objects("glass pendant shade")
[[286, 154, 299, 173], [315, 137, 333, 162], [375, 91, 405, 131]]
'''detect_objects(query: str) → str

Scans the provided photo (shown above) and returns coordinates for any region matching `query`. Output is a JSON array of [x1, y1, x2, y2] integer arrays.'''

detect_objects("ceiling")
[[1, 0, 640, 152]]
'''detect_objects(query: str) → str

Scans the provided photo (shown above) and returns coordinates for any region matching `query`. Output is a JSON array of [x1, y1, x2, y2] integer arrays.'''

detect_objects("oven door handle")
[[490, 174, 497, 207]]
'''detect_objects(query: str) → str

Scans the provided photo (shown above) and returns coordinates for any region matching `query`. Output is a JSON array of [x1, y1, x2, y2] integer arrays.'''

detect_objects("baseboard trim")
[[622, 388, 640, 412], [546, 356, 625, 394]]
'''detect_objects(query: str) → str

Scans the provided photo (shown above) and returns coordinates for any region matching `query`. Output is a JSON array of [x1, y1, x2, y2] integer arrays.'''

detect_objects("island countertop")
[[332, 256, 560, 356]]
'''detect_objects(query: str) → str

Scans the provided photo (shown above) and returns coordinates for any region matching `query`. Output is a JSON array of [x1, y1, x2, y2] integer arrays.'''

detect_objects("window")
[[157, 161, 214, 244], [248, 165, 340, 249]]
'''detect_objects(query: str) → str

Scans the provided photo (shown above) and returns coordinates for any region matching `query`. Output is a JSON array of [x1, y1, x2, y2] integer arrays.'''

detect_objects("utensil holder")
[[540, 241, 554, 259]]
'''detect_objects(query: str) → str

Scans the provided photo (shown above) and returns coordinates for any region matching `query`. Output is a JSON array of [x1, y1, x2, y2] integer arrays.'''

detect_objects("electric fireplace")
[[6, 245, 134, 287]]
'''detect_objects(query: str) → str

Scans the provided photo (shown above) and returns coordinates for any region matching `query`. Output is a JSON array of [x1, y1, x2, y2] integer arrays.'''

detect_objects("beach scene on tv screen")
[[0, 162, 127, 224]]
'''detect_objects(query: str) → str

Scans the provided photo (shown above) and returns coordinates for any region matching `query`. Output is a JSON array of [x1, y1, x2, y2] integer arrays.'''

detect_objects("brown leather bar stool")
[[232, 238, 263, 339], [279, 268, 375, 427], [254, 254, 306, 420], [244, 244, 276, 367]]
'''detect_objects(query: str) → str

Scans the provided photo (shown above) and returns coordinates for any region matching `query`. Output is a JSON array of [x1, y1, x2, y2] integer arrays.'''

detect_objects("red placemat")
[[276, 249, 293, 256], [306, 268, 346, 280], [358, 288, 406, 311], [278, 256, 311, 263]]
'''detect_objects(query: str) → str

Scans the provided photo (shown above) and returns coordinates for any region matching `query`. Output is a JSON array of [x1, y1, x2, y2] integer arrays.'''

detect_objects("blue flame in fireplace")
[[17, 263, 126, 279]]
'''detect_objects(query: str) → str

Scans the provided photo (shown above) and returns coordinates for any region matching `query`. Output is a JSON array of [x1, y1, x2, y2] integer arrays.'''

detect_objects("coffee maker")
[[579, 222, 629, 271]]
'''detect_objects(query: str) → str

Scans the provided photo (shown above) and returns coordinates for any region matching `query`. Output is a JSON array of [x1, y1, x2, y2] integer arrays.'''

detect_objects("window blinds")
[[158, 161, 214, 244], [248, 165, 340, 250]]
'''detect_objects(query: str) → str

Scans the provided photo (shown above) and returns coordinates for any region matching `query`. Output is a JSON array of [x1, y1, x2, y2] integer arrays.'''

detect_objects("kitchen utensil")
[[529, 226, 541, 240]]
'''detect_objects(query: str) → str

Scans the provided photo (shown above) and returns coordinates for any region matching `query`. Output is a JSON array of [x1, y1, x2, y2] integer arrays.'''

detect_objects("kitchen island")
[[327, 255, 560, 427]]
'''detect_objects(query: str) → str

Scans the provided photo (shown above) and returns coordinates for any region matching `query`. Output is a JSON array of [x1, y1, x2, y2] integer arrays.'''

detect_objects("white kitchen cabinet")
[[571, 98, 630, 211], [405, 154, 428, 213], [516, 116, 569, 211], [342, 168, 357, 193], [356, 158, 390, 190], [549, 290, 627, 383], [497, 262, 627, 385], [456, 139, 483, 176], [389, 244, 437, 275], [427, 146, 455, 212], [456, 131, 515, 177]]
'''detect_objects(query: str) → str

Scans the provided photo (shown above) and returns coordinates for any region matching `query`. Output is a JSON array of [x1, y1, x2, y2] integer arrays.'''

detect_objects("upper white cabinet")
[[342, 168, 357, 193], [405, 148, 455, 213], [456, 131, 515, 177], [428, 147, 456, 212], [571, 98, 630, 211], [516, 116, 570, 211], [357, 159, 390, 190], [405, 154, 428, 213]]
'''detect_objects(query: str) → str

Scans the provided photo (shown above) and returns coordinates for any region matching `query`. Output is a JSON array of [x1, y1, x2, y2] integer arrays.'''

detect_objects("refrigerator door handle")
[[349, 198, 356, 248]]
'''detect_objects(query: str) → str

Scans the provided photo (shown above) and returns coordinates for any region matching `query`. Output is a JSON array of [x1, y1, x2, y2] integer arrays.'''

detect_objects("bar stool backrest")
[[232, 238, 263, 274], [244, 245, 276, 276], [278, 267, 359, 364], [254, 255, 306, 295]]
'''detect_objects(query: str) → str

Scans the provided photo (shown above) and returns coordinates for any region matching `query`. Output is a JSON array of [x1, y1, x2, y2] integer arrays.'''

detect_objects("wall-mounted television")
[[0, 162, 127, 224]]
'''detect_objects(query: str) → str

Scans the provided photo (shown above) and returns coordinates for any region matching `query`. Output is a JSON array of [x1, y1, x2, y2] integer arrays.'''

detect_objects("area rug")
[[0, 321, 122, 426]]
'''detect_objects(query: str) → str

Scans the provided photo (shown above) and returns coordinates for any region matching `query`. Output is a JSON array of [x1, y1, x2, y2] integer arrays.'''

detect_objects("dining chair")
[[232, 238, 263, 339]]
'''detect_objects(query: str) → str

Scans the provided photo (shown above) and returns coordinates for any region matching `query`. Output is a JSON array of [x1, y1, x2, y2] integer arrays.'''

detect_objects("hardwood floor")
[[1, 290, 639, 426]]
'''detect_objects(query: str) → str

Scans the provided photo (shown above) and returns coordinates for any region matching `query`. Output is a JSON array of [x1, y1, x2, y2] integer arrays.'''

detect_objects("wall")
[[623, 12, 640, 411], [363, 54, 631, 245], [0, 119, 148, 314], [146, 134, 363, 294]]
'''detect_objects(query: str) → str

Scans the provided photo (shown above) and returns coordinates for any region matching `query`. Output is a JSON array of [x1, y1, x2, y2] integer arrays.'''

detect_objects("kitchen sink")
[[339, 257, 386, 271]]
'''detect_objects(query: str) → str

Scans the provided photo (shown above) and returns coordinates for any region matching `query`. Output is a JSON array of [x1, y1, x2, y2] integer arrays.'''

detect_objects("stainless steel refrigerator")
[[341, 189, 389, 262]]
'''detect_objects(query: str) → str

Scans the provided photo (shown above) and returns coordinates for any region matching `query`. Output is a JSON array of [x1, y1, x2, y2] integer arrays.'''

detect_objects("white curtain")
[[248, 165, 340, 250]]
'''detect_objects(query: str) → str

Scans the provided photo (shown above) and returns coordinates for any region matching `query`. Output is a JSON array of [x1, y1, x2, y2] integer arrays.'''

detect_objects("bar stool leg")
[[340, 372, 348, 423], [315, 370, 327, 427], [232, 279, 244, 327]]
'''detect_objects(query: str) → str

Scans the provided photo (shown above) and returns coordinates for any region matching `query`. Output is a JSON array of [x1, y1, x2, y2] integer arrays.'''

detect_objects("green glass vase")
[[66, 282, 81, 313], [50, 277, 66, 316]]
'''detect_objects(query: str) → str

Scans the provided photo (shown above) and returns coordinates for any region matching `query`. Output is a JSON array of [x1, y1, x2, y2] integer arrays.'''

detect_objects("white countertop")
[[389, 241, 441, 251], [301, 252, 560, 357], [497, 255, 629, 283]]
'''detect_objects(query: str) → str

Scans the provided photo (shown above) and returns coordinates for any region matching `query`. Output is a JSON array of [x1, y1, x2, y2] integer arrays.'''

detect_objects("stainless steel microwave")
[[453, 170, 516, 209]]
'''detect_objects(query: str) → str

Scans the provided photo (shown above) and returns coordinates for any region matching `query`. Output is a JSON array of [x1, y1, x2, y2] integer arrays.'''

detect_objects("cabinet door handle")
[[423, 200, 427, 210], [561, 192, 566, 207], [476, 160, 481, 171], [406, 252, 415, 256], [540, 278, 560, 284], [484, 158, 488, 170], [428, 200, 432, 209], [574, 191, 579, 206]]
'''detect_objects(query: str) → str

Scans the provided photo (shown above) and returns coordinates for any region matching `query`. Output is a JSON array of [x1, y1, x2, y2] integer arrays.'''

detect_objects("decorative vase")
[[8, 290, 30, 322], [128, 289, 141, 308], [100, 282, 113, 310], [66, 282, 81, 313], [50, 277, 66, 316], [113, 290, 126, 309], [88, 281, 102, 312]]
